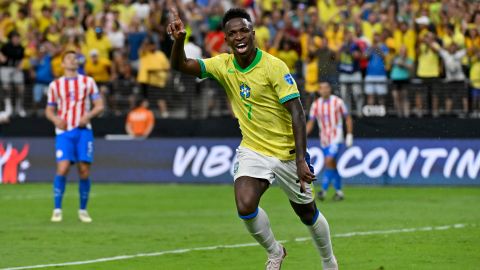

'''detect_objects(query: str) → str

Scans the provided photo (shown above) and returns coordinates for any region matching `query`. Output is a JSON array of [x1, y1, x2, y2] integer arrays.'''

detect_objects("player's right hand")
[[296, 161, 315, 193], [167, 8, 186, 41], [54, 118, 67, 130]]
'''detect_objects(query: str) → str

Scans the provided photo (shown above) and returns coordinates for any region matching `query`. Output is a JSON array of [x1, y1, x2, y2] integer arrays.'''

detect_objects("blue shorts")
[[55, 128, 94, 163], [322, 144, 342, 159]]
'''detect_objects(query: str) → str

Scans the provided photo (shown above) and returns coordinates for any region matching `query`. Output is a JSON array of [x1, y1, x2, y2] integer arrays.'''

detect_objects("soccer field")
[[1, 184, 479, 270]]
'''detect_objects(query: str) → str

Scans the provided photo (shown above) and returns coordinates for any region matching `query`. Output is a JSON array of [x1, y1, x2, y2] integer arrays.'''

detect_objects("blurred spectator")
[[125, 99, 154, 138], [338, 29, 363, 117], [364, 33, 389, 106], [15, 9, 31, 43], [108, 21, 126, 52], [137, 38, 170, 118], [85, 49, 117, 115], [429, 41, 468, 117], [276, 39, 299, 75], [314, 37, 339, 94], [63, 16, 85, 39], [126, 19, 147, 70], [132, 0, 150, 21], [471, 49, 480, 118], [390, 46, 414, 118], [416, 32, 441, 117], [85, 26, 112, 59], [31, 42, 55, 116], [111, 50, 135, 109], [254, 13, 271, 51], [204, 25, 226, 57], [0, 31, 26, 117], [36, 6, 55, 34]]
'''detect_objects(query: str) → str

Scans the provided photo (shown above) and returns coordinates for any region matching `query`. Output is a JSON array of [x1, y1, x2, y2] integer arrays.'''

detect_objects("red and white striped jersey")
[[47, 75, 100, 134], [309, 95, 349, 147]]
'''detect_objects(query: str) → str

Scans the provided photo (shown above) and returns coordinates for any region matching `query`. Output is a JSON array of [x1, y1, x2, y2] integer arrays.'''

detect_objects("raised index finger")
[[170, 8, 180, 21]]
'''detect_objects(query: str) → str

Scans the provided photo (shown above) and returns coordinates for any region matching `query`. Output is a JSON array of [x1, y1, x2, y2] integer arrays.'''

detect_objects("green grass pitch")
[[1, 184, 479, 270]]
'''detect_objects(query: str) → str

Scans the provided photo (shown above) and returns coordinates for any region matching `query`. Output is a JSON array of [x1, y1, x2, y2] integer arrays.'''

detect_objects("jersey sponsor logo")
[[284, 74, 294, 85], [227, 68, 235, 74], [239, 82, 251, 99]]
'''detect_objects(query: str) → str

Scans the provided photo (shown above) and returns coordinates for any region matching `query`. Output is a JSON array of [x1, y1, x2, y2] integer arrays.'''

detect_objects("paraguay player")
[[45, 51, 104, 223], [168, 8, 338, 270], [307, 82, 353, 201]]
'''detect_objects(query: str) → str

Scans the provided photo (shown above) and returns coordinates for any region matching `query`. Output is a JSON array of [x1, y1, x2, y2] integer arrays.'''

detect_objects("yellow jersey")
[[198, 49, 300, 160], [470, 60, 480, 89]]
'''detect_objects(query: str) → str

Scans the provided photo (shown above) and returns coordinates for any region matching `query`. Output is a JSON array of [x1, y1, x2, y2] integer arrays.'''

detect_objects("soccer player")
[[307, 82, 353, 201], [168, 8, 338, 270], [45, 51, 104, 223]]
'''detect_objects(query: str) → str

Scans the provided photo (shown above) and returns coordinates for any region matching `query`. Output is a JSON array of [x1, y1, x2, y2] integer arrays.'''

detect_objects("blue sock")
[[322, 169, 335, 191], [79, 178, 91, 210], [53, 175, 66, 209], [332, 169, 342, 191]]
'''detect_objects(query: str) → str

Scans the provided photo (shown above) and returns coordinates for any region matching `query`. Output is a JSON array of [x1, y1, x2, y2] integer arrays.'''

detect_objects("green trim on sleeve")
[[279, 93, 300, 104], [197, 59, 209, 79], [233, 49, 263, 73]]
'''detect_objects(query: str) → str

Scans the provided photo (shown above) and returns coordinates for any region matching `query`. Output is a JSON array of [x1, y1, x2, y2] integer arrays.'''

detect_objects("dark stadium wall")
[[1, 117, 480, 138], [1, 138, 479, 185]]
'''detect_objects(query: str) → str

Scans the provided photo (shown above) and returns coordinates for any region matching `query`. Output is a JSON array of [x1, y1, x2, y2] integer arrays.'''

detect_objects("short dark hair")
[[62, 50, 76, 61], [222, 8, 252, 30]]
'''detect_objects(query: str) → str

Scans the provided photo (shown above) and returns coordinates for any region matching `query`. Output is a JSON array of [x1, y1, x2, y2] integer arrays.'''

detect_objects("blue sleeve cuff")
[[91, 93, 101, 100], [47, 102, 57, 106]]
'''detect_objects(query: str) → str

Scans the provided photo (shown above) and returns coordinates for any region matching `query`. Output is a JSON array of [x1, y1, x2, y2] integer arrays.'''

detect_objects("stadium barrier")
[[1, 138, 479, 185]]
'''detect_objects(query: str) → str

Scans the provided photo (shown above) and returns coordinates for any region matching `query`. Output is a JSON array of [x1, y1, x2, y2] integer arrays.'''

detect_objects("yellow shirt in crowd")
[[137, 51, 170, 88], [85, 57, 112, 83], [417, 44, 440, 78]]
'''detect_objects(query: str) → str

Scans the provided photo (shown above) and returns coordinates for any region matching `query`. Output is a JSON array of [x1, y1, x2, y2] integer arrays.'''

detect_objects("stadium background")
[[0, 0, 479, 269]]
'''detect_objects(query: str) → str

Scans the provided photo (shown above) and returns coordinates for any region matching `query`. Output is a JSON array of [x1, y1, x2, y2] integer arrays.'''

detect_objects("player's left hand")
[[296, 161, 315, 193], [346, 133, 353, 147], [79, 115, 90, 127]]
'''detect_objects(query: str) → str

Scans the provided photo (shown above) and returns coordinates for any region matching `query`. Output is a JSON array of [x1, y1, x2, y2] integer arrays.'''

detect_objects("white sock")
[[307, 210, 335, 264], [242, 207, 282, 256]]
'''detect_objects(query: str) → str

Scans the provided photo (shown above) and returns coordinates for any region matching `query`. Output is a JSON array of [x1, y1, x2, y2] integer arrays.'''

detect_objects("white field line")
[[1, 223, 471, 270]]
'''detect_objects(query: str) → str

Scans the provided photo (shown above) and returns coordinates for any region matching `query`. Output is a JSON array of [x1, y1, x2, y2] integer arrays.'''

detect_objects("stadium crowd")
[[0, 0, 479, 119]]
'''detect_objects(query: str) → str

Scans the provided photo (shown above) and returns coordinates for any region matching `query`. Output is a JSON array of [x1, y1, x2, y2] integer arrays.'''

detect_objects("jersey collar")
[[233, 49, 262, 73]]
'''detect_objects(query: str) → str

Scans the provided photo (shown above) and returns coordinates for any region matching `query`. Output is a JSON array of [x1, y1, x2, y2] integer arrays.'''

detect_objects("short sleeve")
[[197, 54, 226, 80], [47, 81, 57, 106], [339, 99, 349, 116], [270, 59, 300, 104], [88, 77, 101, 100]]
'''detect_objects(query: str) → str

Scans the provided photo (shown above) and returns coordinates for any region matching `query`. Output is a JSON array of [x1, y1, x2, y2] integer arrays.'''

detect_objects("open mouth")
[[235, 43, 248, 53]]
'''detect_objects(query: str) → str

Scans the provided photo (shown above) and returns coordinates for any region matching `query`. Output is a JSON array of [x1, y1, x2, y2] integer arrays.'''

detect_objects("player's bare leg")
[[51, 161, 70, 222], [290, 201, 337, 269], [235, 176, 285, 269], [77, 162, 92, 223]]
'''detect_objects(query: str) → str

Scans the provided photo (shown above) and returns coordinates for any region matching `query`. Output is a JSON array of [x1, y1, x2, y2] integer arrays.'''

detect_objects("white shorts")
[[233, 146, 314, 204], [0, 67, 24, 86], [364, 75, 388, 95]]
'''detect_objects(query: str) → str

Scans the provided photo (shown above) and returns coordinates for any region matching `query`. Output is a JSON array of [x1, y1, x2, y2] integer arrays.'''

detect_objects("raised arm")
[[284, 98, 315, 193], [167, 8, 202, 77]]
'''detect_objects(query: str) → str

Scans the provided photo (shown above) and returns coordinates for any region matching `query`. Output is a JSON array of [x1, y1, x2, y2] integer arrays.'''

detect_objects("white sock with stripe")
[[241, 207, 282, 256], [307, 210, 336, 266]]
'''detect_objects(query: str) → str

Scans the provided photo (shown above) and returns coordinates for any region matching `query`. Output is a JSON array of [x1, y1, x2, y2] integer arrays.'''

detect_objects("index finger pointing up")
[[170, 7, 180, 22]]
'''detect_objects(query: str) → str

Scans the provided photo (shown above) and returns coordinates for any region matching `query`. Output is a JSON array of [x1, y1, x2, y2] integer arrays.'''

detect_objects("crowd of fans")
[[0, 0, 479, 119]]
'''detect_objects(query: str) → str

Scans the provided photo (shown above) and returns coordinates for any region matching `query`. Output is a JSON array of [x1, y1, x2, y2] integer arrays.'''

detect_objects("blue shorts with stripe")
[[55, 128, 94, 163]]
